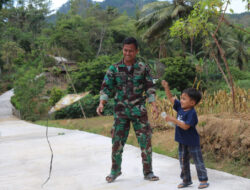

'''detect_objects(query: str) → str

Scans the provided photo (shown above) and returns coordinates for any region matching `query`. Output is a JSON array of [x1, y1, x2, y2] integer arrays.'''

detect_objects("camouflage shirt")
[[100, 60, 156, 118]]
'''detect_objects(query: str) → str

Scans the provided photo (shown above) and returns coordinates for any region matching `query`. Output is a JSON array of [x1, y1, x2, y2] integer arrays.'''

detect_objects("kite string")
[[42, 114, 54, 187]]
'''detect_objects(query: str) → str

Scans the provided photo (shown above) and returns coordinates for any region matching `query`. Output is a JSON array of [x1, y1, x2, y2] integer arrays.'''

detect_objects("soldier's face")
[[123, 44, 138, 64]]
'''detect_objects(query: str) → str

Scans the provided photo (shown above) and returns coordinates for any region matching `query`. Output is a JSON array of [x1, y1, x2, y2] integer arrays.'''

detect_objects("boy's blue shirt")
[[173, 99, 200, 146]]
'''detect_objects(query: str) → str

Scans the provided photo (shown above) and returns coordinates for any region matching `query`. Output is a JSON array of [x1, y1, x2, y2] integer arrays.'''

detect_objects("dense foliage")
[[70, 54, 121, 95], [0, 0, 249, 120], [158, 57, 196, 92]]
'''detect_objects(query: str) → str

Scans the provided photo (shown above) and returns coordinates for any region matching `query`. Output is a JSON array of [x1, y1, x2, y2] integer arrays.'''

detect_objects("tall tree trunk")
[[190, 37, 193, 54], [96, 26, 106, 57], [212, 0, 236, 112], [238, 56, 243, 70], [212, 34, 236, 112], [159, 42, 166, 59], [180, 37, 186, 57], [211, 50, 231, 88]]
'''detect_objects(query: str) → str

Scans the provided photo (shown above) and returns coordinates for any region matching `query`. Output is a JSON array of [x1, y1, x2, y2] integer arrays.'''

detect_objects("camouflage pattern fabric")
[[100, 60, 156, 176]]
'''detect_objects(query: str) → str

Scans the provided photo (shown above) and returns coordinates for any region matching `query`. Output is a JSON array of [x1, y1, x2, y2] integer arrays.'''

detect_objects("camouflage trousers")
[[110, 114, 153, 176]]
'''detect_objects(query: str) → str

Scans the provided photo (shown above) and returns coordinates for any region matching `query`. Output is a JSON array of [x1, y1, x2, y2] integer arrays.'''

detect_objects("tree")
[[49, 14, 94, 61], [136, 0, 197, 41], [0, 0, 10, 10], [12, 65, 46, 121], [1, 41, 25, 73], [2, 0, 51, 35], [170, 0, 250, 111], [136, 0, 198, 58], [86, 6, 120, 57], [70, 54, 121, 95], [158, 57, 196, 92], [225, 29, 249, 70]]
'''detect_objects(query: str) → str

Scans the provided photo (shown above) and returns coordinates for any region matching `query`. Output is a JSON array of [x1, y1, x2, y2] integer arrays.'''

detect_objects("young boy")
[[161, 80, 209, 189]]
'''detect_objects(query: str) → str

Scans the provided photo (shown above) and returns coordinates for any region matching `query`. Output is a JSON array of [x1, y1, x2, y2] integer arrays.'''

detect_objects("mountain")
[[100, 0, 157, 16], [56, 1, 71, 14], [47, 0, 158, 22], [226, 12, 250, 28]]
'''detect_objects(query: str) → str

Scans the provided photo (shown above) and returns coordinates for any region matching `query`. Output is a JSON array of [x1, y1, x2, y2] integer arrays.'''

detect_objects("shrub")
[[12, 65, 46, 121], [156, 89, 181, 99], [51, 66, 61, 77], [157, 57, 196, 92], [230, 66, 250, 80], [236, 80, 250, 90], [70, 54, 121, 95], [48, 87, 64, 106]]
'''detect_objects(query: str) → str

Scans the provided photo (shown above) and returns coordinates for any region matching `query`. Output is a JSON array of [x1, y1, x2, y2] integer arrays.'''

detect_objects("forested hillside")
[[49, 0, 158, 18], [50, 0, 250, 27], [0, 0, 249, 120], [227, 12, 250, 27], [100, 0, 157, 16]]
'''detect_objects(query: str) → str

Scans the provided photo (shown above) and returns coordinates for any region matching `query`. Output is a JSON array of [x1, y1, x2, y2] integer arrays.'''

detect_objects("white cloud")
[[50, 0, 248, 13], [51, 0, 68, 10], [226, 0, 248, 13]]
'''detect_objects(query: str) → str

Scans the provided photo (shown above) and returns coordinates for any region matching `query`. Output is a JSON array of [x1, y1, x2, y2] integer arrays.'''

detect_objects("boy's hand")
[[161, 80, 175, 104], [161, 80, 169, 89], [165, 115, 175, 122]]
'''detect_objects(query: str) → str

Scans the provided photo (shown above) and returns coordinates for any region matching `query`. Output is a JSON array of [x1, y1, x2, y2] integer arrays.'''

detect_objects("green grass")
[[153, 146, 178, 158]]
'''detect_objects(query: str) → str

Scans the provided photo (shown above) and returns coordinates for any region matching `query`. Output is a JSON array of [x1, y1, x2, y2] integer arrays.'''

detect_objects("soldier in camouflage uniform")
[[96, 37, 159, 183]]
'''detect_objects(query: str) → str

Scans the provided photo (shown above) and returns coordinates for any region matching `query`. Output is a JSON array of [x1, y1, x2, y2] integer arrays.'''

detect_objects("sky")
[[50, 0, 248, 13], [51, 0, 103, 11]]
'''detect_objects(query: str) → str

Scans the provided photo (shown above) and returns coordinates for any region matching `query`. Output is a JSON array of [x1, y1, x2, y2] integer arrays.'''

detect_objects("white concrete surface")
[[0, 90, 250, 190], [0, 89, 14, 119]]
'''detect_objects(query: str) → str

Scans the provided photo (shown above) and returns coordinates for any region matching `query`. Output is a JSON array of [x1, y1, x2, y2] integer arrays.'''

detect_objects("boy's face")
[[180, 93, 196, 110]]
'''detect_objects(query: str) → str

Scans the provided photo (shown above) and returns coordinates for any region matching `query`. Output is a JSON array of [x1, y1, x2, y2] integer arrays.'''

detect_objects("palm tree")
[[225, 29, 249, 70], [136, 0, 197, 42]]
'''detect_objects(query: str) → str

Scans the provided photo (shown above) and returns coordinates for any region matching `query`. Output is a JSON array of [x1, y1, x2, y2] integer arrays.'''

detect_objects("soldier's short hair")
[[123, 37, 138, 49]]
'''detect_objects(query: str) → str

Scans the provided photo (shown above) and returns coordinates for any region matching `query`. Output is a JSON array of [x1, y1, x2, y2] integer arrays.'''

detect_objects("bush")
[[236, 80, 250, 89], [49, 87, 64, 106], [69, 54, 121, 95], [230, 66, 250, 80], [54, 94, 114, 119], [12, 65, 46, 121], [156, 57, 196, 92], [156, 89, 181, 99], [51, 66, 61, 77]]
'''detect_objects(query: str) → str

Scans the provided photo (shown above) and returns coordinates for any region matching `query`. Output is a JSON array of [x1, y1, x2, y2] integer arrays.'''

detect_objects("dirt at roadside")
[[198, 113, 250, 161], [152, 112, 250, 177]]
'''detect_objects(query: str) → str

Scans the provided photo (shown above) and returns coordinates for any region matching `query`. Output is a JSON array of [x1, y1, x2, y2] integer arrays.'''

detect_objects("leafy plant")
[[48, 87, 64, 106], [70, 54, 121, 95], [12, 65, 46, 121], [157, 57, 196, 92]]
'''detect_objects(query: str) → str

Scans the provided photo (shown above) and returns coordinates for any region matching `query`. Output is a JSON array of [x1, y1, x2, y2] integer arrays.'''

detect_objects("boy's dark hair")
[[182, 88, 202, 105], [123, 37, 138, 49]]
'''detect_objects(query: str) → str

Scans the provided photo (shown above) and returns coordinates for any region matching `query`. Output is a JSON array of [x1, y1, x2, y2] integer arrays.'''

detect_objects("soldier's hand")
[[96, 103, 104, 116]]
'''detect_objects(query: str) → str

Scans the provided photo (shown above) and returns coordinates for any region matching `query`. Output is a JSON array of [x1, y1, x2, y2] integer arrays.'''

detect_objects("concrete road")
[[0, 90, 250, 190]]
